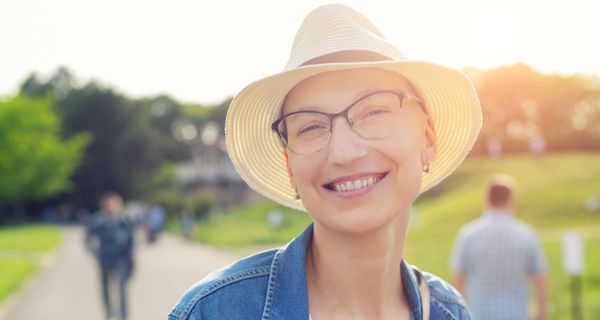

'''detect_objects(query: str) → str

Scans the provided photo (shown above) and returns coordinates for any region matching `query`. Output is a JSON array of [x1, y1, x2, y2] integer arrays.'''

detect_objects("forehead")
[[282, 68, 416, 113]]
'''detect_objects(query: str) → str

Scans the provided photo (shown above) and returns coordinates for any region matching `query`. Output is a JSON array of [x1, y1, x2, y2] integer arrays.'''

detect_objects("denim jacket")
[[85, 213, 135, 263], [169, 224, 470, 320]]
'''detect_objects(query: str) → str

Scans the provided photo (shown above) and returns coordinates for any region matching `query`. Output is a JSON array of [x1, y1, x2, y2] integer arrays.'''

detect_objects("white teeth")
[[345, 181, 354, 191], [331, 175, 382, 192]]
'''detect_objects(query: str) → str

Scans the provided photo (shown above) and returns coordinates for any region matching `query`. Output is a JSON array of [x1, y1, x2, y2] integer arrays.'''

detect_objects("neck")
[[486, 206, 512, 215], [306, 212, 410, 319], [105, 212, 117, 220]]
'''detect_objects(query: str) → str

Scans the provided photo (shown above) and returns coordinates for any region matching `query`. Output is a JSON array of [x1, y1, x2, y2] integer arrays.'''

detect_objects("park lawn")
[[0, 260, 38, 304], [541, 237, 600, 320], [187, 152, 600, 319], [0, 224, 62, 303], [193, 201, 311, 250]]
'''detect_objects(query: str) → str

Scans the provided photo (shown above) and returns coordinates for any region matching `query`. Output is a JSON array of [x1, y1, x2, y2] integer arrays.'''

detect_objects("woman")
[[169, 4, 481, 320]]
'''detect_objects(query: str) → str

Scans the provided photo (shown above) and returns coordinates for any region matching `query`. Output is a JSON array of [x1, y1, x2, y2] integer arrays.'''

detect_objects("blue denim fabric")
[[169, 224, 470, 320], [85, 213, 135, 262]]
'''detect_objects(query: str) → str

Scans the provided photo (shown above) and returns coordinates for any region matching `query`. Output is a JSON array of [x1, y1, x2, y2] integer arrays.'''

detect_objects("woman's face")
[[282, 68, 436, 235]]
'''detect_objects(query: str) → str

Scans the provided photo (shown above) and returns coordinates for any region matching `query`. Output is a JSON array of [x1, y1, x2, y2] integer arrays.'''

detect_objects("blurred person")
[[85, 192, 135, 320], [529, 135, 546, 159], [169, 4, 482, 320], [450, 175, 548, 320], [180, 211, 195, 239], [486, 137, 503, 159], [146, 203, 166, 243]]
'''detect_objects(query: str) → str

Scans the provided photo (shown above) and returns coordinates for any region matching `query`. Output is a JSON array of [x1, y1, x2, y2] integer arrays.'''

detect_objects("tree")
[[54, 83, 168, 208], [140, 94, 192, 161], [0, 96, 88, 216], [19, 67, 197, 209], [19, 67, 77, 99], [473, 64, 600, 154]]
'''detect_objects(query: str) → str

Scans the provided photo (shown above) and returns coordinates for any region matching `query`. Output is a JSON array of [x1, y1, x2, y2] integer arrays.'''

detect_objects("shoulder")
[[422, 271, 464, 304], [455, 217, 485, 240], [513, 219, 539, 237], [421, 271, 471, 319], [87, 214, 106, 230], [118, 215, 135, 227], [168, 248, 278, 320]]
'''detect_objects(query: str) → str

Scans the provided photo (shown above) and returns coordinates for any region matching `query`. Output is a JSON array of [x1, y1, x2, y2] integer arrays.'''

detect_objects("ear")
[[507, 193, 516, 212], [421, 113, 437, 165]]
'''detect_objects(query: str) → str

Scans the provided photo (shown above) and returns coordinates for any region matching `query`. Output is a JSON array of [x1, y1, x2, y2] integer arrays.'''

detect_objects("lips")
[[323, 172, 388, 192]]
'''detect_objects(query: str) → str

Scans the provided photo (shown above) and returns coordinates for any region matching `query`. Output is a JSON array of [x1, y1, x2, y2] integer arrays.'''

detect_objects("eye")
[[366, 108, 389, 117], [361, 105, 391, 119], [298, 123, 328, 135]]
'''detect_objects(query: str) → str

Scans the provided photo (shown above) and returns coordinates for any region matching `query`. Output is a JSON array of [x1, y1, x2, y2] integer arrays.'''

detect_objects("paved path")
[[3, 226, 241, 320]]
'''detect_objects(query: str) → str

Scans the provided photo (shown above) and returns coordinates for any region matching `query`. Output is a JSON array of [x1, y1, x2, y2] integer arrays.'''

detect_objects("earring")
[[293, 192, 300, 200], [422, 161, 432, 174]]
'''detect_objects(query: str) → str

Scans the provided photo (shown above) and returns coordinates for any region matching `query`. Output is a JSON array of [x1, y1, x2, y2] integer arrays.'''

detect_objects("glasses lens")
[[278, 112, 331, 154], [348, 92, 403, 139]]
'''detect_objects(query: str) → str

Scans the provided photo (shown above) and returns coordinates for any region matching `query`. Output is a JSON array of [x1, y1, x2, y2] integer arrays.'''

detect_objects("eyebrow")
[[292, 104, 326, 113]]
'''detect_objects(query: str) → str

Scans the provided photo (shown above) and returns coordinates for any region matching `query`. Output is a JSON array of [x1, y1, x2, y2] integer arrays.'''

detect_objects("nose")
[[327, 117, 368, 165]]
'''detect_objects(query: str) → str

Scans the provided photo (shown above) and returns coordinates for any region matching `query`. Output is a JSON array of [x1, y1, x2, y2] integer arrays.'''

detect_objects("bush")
[[149, 191, 184, 218], [185, 194, 214, 220]]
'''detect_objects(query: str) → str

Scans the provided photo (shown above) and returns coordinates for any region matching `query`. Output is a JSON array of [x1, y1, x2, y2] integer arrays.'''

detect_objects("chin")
[[315, 204, 407, 236]]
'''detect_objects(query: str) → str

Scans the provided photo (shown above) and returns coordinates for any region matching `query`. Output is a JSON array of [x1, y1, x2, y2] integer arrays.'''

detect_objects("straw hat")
[[225, 4, 482, 211]]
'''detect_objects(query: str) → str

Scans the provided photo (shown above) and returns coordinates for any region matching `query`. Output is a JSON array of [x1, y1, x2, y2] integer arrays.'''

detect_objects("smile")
[[323, 172, 388, 193]]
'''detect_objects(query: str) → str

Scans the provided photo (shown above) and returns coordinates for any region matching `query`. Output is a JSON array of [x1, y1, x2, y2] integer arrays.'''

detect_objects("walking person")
[[170, 4, 482, 319], [85, 192, 135, 320], [146, 203, 165, 243], [450, 175, 549, 320]]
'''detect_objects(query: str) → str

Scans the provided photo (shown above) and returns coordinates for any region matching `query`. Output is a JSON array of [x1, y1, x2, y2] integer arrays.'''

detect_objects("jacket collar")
[[262, 224, 423, 319], [262, 224, 312, 319], [484, 209, 514, 221]]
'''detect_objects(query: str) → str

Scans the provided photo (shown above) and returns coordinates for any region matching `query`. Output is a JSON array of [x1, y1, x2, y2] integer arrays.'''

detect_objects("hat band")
[[298, 50, 393, 67]]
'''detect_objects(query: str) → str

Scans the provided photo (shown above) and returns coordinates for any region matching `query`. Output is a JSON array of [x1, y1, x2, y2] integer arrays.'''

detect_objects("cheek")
[[382, 130, 425, 189], [384, 129, 424, 163], [287, 155, 322, 190], [389, 146, 422, 185]]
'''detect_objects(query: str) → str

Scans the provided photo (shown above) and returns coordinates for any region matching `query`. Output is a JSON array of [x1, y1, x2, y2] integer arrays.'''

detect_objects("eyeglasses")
[[271, 90, 426, 154]]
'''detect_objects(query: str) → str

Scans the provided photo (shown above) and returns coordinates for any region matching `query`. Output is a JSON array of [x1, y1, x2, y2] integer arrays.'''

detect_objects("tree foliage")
[[0, 96, 88, 203], [470, 64, 600, 154], [19, 68, 193, 209]]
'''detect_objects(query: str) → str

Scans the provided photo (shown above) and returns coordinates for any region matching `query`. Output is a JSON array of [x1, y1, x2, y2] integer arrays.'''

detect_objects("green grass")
[[186, 152, 600, 319], [0, 224, 62, 302], [191, 202, 311, 252], [0, 260, 38, 303], [542, 238, 600, 319], [0, 224, 63, 252]]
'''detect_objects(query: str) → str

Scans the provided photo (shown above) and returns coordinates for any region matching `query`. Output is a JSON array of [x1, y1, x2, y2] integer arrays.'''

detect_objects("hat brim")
[[225, 60, 482, 211]]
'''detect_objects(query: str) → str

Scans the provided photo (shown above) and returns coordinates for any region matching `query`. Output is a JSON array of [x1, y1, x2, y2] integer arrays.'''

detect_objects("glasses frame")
[[271, 89, 427, 154]]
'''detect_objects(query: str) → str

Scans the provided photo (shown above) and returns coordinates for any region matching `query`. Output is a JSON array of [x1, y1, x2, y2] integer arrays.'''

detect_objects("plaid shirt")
[[450, 210, 546, 320]]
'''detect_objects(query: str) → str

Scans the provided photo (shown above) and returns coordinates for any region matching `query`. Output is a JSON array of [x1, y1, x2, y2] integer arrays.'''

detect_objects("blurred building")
[[175, 122, 264, 207]]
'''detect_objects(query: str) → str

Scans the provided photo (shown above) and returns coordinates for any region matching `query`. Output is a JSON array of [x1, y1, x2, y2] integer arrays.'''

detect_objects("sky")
[[2, 0, 599, 104]]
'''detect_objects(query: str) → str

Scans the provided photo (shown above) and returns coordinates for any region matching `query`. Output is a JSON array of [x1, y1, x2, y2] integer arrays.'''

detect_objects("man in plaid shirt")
[[450, 175, 548, 320]]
